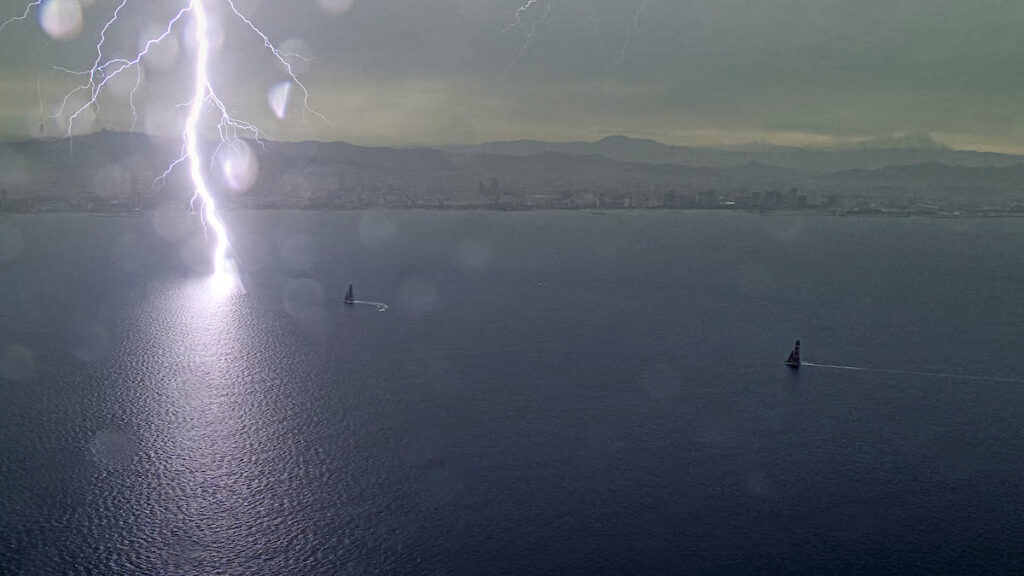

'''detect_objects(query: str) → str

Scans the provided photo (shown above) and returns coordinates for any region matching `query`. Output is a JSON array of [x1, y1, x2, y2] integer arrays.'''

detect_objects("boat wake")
[[800, 362, 1024, 384], [350, 300, 389, 312], [343, 284, 388, 311]]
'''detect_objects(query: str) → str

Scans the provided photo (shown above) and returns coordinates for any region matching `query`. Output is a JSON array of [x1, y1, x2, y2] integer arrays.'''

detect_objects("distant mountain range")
[[442, 134, 1024, 174], [3, 131, 1024, 211]]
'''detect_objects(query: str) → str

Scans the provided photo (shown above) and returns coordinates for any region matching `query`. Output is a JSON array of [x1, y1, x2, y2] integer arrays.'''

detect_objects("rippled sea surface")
[[3, 211, 1024, 574]]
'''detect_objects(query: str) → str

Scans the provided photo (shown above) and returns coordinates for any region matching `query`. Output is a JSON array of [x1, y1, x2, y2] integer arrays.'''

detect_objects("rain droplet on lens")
[[358, 211, 397, 246], [316, 0, 355, 15], [455, 238, 491, 270], [277, 233, 320, 272], [267, 81, 293, 120], [89, 430, 136, 469], [283, 278, 331, 337], [398, 276, 438, 314], [68, 322, 112, 363], [39, 0, 83, 41], [0, 344, 36, 382], [0, 222, 26, 263]]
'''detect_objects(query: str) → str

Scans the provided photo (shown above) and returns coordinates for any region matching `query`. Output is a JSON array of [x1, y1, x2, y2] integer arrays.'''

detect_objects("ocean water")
[[2, 210, 1024, 574]]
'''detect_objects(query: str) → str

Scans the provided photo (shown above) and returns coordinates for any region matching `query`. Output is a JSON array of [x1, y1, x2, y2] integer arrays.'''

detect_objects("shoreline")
[[3, 205, 1024, 219]]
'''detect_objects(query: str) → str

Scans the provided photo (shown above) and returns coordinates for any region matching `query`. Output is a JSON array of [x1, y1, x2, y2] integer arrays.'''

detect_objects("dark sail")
[[344, 284, 354, 305], [785, 340, 800, 367]]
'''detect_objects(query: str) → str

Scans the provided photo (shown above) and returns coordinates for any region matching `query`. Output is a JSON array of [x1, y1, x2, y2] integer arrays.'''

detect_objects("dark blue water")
[[3, 211, 1024, 574]]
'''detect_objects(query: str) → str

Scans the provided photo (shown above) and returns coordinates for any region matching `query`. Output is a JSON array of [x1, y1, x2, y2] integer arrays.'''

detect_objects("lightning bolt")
[[503, 0, 649, 76], [613, 0, 649, 70], [3, 0, 324, 294], [503, 0, 555, 76], [512, 0, 541, 27], [0, 0, 40, 33], [186, 0, 231, 283]]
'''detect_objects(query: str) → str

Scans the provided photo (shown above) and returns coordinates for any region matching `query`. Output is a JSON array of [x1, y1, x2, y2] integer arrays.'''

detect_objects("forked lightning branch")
[[1, 0, 322, 289]]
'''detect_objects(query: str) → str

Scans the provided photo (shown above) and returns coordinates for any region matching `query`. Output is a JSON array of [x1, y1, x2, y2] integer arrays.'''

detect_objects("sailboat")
[[344, 284, 355, 305], [784, 340, 801, 368]]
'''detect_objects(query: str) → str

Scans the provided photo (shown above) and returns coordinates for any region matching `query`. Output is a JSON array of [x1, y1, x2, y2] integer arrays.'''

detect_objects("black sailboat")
[[784, 340, 801, 368], [344, 284, 355, 305]]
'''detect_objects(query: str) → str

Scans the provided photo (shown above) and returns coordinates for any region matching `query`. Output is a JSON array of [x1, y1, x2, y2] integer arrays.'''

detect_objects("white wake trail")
[[350, 300, 388, 312], [800, 362, 1024, 384]]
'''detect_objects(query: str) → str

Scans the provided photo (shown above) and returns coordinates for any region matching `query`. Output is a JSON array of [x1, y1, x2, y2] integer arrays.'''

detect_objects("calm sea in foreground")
[[3, 210, 1024, 574]]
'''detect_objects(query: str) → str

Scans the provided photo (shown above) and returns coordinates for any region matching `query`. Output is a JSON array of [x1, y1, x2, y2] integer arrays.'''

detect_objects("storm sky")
[[2, 0, 1024, 151]]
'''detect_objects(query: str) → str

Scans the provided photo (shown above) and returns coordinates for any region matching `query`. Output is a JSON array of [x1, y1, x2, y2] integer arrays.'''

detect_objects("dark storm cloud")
[[3, 0, 1024, 149]]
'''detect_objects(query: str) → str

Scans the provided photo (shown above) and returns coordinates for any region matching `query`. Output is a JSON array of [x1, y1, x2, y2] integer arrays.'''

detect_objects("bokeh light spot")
[[218, 140, 259, 193], [358, 211, 397, 246], [68, 321, 112, 363], [267, 81, 293, 120], [279, 38, 314, 74], [38, 0, 83, 41], [0, 344, 36, 382], [152, 202, 193, 242], [283, 278, 331, 336], [455, 238, 491, 270], [316, 0, 356, 16], [89, 430, 136, 469], [277, 233, 320, 272], [0, 222, 26, 263], [398, 276, 438, 314]]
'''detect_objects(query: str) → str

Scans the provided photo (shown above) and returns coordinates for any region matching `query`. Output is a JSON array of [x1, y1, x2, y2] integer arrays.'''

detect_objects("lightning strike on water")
[[185, 0, 232, 283], [4, 0, 325, 295]]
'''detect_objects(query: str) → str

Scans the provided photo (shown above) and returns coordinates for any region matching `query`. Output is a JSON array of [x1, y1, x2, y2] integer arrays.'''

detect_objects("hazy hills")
[[3, 131, 1024, 211], [444, 134, 1024, 174]]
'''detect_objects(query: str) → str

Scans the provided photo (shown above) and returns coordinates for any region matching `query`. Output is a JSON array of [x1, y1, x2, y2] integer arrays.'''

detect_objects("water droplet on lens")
[[0, 344, 36, 382], [455, 238, 490, 270], [279, 38, 314, 74], [267, 81, 293, 120], [152, 202, 192, 242], [284, 278, 325, 317], [217, 140, 259, 194], [39, 0, 83, 41], [398, 276, 438, 314], [316, 0, 355, 15], [180, 236, 211, 272], [283, 278, 330, 337], [89, 429, 136, 469], [111, 232, 145, 271], [68, 321, 112, 363], [93, 164, 133, 200], [278, 233, 320, 272], [358, 211, 397, 246], [0, 222, 25, 263]]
